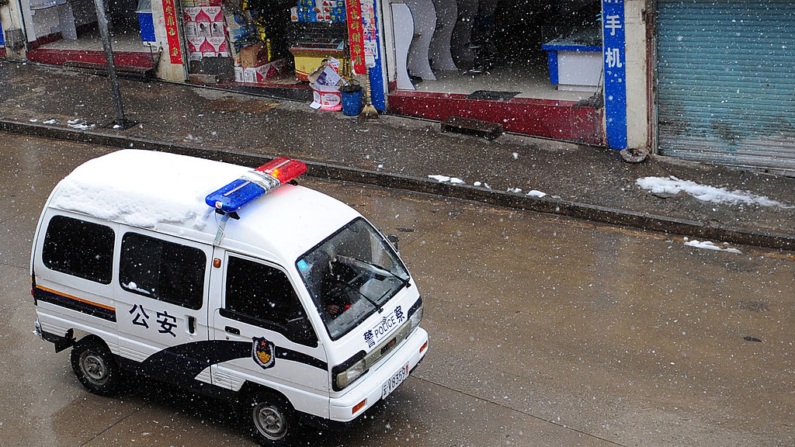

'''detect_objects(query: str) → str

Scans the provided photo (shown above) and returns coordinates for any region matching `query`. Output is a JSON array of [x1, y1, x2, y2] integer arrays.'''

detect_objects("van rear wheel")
[[70, 336, 119, 396], [246, 392, 294, 446]]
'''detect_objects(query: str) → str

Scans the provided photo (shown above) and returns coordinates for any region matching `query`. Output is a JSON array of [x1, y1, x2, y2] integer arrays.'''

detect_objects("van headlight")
[[409, 304, 423, 332], [408, 297, 423, 332], [333, 351, 367, 391]]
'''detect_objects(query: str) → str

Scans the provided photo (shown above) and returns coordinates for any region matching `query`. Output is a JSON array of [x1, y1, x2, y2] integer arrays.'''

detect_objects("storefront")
[[19, 0, 161, 73], [0, 15, 5, 57], [180, 0, 387, 110], [175, 0, 616, 145], [380, 0, 606, 144], [3, 0, 651, 150], [655, 0, 795, 175]]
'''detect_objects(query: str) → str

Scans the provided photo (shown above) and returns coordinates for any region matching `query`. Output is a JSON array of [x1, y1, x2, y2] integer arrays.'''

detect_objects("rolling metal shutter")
[[656, 0, 795, 175]]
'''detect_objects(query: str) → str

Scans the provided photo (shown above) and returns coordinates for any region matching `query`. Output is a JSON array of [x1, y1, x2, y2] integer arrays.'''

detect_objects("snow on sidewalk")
[[636, 176, 791, 208]]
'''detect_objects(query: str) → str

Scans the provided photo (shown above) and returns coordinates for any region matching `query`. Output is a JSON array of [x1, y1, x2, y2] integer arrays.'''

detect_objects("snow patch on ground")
[[636, 176, 791, 208], [527, 190, 547, 198], [429, 175, 465, 184], [67, 118, 95, 130], [684, 239, 742, 254]]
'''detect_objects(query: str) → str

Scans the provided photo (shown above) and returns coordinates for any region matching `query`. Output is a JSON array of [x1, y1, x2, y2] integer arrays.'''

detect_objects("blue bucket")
[[341, 85, 363, 116]]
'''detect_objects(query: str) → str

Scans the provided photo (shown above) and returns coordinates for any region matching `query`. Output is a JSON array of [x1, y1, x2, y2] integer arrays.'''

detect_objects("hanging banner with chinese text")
[[163, 0, 183, 64], [345, 0, 366, 74], [602, 0, 627, 149]]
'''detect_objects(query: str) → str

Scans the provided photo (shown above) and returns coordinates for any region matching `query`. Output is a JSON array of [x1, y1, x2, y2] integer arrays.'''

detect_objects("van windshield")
[[297, 218, 410, 340]]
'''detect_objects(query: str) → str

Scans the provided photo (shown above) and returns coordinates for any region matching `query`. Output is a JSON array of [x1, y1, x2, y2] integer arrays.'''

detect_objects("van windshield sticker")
[[297, 259, 309, 272]]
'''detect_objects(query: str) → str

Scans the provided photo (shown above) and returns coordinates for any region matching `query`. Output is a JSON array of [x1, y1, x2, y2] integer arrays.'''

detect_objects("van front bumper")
[[328, 326, 428, 424]]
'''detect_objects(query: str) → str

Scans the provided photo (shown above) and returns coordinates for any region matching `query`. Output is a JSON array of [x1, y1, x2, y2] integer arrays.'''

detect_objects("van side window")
[[42, 216, 114, 284], [120, 233, 206, 310], [224, 256, 315, 344]]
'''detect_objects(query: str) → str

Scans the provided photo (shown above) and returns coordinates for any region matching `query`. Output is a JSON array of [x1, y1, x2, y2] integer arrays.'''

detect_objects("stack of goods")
[[222, 0, 285, 83], [308, 58, 344, 111], [292, 0, 346, 23], [184, 5, 230, 61]]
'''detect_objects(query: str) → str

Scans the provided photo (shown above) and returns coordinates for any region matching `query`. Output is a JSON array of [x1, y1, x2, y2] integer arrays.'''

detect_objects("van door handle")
[[187, 316, 196, 334], [225, 326, 240, 335]]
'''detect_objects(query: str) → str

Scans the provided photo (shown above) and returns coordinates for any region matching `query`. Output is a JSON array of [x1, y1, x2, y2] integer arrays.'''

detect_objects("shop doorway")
[[25, 0, 159, 72], [184, 0, 348, 102], [387, 0, 605, 144]]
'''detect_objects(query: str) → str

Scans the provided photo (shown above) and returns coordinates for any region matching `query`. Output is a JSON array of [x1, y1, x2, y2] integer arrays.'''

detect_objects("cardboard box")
[[239, 43, 269, 67], [242, 67, 256, 83], [210, 21, 225, 38], [187, 36, 205, 61], [310, 81, 342, 110], [243, 59, 286, 83], [196, 22, 212, 38], [202, 6, 223, 22], [203, 37, 229, 57], [183, 7, 202, 22], [311, 89, 342, 111], [183, 21, 198, 39]]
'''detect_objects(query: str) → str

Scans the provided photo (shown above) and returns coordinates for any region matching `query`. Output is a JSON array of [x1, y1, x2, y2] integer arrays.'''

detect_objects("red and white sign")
[[163, 0, 182, 64]]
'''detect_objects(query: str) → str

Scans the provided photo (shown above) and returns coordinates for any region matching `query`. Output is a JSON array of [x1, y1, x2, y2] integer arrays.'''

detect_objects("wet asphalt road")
[[1, 133, 794, 446]]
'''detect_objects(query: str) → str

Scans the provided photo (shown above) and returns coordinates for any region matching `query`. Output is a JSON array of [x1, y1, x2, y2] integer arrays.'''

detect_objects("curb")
[[2, 119, 793, 252]]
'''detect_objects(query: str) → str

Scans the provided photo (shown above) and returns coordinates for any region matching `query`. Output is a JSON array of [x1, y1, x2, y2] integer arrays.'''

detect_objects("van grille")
[[363, 320, 412, 370]]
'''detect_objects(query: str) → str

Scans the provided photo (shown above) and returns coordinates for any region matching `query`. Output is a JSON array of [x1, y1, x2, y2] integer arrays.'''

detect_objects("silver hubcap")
[[81, 352, 108, 385], [253, 404, 287, 440]]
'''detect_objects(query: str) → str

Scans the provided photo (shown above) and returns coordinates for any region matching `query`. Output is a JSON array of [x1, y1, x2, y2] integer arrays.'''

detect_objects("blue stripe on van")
[[126, 340, 328, 385], [35, 287, 117, 322]]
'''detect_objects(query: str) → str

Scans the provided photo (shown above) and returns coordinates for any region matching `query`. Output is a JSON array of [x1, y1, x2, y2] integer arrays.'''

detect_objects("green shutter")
[[656, 0, 795, 175]]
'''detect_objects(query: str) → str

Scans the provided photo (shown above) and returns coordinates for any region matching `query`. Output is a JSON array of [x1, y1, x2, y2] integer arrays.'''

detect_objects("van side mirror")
[[387, 234, 399, 253]]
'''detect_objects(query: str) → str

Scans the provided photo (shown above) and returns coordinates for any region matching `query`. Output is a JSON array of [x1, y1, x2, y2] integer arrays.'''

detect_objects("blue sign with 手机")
[[602, 0, 627, 149]]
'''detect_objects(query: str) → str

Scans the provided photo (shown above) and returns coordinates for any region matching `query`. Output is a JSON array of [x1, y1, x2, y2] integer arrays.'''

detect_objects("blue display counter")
[[542, 29, 602, 93], [137, 0, 155, 43]]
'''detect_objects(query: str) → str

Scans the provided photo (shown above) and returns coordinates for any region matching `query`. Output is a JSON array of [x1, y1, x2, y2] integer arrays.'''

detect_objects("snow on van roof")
[[50, 150, 361, 261], [50, 150, 249, 229]]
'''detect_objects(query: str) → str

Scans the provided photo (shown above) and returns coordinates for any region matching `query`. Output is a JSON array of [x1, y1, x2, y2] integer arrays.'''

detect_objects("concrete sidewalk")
[[1, 60, 793, 251]]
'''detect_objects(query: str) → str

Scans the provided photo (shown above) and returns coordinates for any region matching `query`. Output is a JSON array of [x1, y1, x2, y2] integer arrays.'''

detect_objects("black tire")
[[246, 392, 295, 446], [70, 336, 120, 396]]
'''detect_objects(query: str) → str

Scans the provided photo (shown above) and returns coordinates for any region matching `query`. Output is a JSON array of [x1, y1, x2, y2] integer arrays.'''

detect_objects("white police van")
[[31, 150, 428, 445]]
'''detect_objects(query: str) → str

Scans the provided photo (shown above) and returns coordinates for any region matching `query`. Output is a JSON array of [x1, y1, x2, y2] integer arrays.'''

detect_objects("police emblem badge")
[[252, 337, 276, 369]]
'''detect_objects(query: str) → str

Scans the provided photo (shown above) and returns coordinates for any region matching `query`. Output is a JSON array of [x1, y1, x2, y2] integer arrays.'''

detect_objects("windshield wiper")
[[335, 276, 384, 313], [338, 255, 411, 289]]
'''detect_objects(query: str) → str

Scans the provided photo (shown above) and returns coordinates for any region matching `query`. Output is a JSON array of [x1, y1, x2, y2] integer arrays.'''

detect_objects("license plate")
[[381, 363, 409, 399]]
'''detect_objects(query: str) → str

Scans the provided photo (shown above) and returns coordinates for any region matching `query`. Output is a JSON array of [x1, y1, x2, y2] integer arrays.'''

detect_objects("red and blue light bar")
[[205, 157, 307, 215]]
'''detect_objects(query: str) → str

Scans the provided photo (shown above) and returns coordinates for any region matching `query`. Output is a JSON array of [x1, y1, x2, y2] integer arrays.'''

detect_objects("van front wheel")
[[247, 392, 294, 446], [70, 336, 119, 396]]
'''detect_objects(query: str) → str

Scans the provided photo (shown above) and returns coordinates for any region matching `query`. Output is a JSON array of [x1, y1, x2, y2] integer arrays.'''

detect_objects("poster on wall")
[[361, 0, 377, 67], [602, 0, 627, 149]]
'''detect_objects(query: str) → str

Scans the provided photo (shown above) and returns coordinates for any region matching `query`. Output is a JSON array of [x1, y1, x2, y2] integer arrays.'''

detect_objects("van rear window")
[[42, 216, 115, 284]]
